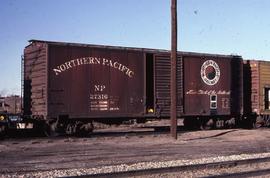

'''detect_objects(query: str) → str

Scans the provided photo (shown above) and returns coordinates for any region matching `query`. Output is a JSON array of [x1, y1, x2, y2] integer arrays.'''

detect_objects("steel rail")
[[203, 168, 270, 178], [67, 157, 270, 178]]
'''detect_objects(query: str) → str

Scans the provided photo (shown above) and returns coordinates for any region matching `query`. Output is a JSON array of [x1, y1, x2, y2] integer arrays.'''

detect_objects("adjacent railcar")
[[23, 40, 243, 134], [243, 60, 270, 127]]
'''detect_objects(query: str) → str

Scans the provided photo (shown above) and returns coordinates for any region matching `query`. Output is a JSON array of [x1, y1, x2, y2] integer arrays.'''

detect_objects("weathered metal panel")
[[154, 54, 183, 117], [47, 44, 145, 119], [259, 61, 270, 114], [243, 60, 259, 114], [183, 55, 242, 116], [184, 56, 229, 116], [23, 42, 48, 117], [126, 51, 145, 114]]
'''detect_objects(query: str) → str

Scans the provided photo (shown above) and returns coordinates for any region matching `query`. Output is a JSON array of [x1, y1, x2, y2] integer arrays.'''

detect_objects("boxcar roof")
[[28, 39, 242, 59], [244, 59, 270, 63]]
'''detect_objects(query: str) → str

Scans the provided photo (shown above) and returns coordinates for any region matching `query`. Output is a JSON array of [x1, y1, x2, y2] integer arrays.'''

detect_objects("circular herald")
[[200, 60, 220, 86]]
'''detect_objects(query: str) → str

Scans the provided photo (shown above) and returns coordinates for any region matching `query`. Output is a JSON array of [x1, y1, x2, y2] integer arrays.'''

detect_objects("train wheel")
[[264, 115, 270, 127], [225, 118, 236, 128], [200, 118, 215, 130], [0, 125, 7, 138], [65, 124, 72, 135], [43, 121, 59, 137], [65, 123, 76, 135], [254, 116, 264, 128], [75, 122, 93, 136]]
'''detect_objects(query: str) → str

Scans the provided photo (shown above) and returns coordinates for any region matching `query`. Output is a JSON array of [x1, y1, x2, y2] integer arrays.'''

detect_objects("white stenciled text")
[[53, 57, 134, 78]]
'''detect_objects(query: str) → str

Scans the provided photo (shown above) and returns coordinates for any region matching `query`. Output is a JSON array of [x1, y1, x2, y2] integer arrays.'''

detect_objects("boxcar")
[[243, 60, 270, 127], [23, 40, 243, 134]]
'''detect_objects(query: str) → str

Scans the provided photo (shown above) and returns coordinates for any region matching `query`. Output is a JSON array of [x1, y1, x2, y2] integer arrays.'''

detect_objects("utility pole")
[[171, 0, 178, 139]]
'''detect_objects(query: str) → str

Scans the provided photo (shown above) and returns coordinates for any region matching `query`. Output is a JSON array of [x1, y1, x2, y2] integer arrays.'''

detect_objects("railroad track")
[[65, 153, 270, 178], [204, 168, 270, 178], [2, 154, 270, 177]]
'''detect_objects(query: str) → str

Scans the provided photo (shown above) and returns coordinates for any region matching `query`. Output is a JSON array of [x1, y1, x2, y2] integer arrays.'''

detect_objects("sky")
[[1, 0, 270, 96]]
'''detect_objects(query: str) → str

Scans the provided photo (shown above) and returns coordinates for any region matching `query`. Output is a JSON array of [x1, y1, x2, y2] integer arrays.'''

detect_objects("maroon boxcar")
[[243, 60, 270, 127], [23, 40, 243, 134]]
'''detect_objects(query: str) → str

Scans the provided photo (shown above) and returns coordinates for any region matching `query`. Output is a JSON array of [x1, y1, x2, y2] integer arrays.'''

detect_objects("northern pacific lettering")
[[53, 57, 134, 78]]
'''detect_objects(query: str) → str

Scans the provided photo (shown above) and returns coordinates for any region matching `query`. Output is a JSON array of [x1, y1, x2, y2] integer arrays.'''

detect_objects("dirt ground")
[[1, 121, 270, 175]]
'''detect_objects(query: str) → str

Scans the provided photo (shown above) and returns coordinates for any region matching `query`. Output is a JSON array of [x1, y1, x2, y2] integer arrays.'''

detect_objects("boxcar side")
[[47, 44, 146, 120], [22, 39, 246, 135]]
